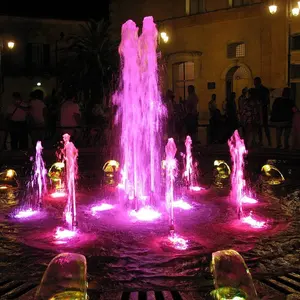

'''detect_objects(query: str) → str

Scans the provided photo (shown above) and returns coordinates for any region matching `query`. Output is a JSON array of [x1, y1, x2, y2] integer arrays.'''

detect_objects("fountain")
[[228, 131, 265, 228], [182, 136, 204, 192], [165, 138, 177, 235], [228, 130, 247, 219], [63, 134, 78, 230], [14, 141, 47, 218], [32, 141, 47, 208], [113, 16, 165, 209]]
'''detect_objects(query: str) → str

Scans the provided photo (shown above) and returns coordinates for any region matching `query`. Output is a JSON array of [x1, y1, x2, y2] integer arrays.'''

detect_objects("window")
[[291, 35, 300, 51], [291, 64, 300, 79], [26, 43, 50, 70], [227, 42, 245, 58], [230, 0, 250, 7], [187, 0, 205, 14], [173, 62, 195, 100]]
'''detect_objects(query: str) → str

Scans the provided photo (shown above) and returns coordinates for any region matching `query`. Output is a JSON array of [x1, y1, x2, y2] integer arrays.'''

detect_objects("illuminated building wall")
[[110, 0, 299, 119]]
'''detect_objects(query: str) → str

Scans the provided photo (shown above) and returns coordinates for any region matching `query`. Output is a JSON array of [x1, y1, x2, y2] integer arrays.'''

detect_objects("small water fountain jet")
[[165, 138, 177, 235], [183, 136, 203, 192], [113, 16, 165, 209], [14, 141, 47, 219], [228, 131, 247, 219], [63, 134, 78, 230], [228, 131, 265, 228], [33, 141, 47, 208]]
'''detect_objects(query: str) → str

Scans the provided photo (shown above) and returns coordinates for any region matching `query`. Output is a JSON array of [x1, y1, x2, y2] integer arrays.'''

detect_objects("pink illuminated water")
[[55, 227, 77, 240], [32, 141, 47, 207], [63, 134, 78, 229], [91, 203, 114, 215], [168, 234, 189, 250], [242, 212, 266, 228], [50, 191, 66, 198], [15, 208, 39, 219], [165, 138, 177, 233], [228, 131, 247, 218], [183, 136, 193, 187], [173, 199, 192, 210], [113, 17, 165, 206], [129, 206, 161, 221]]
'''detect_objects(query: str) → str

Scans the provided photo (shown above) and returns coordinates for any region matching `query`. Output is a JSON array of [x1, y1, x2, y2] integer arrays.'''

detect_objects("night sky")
[[1, 2, 110, 21]]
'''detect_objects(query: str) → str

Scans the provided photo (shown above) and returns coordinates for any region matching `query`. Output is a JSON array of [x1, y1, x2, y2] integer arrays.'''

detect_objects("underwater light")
[[48, 162, 65, 183], [214, 160, 231, 178], [103, 160, 120, 172], [261, 164, 285, 185]]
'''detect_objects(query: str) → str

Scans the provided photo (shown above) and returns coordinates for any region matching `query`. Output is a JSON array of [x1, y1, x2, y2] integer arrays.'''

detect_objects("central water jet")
[[113, 16, 165, 208], [63, 134, 78, 230]]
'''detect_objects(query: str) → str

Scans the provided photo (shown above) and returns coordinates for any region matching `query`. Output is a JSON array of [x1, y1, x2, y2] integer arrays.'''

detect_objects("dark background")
[[1, 1, 110, 20]]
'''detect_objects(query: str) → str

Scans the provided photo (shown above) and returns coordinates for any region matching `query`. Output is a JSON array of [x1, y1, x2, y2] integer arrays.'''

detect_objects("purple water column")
[[114, 16, 165, 206], [228, 130, 247, 219]]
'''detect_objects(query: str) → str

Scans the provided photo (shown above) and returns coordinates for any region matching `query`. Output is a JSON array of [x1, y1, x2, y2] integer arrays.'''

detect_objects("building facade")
[[111, 0, 300, 119], [0, 15, 83, 111]]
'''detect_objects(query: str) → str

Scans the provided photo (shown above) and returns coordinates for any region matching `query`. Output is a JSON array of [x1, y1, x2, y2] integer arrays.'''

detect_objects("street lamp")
[[7, 41, 14, 50], [160, 31, 169, 43], [269, 1, 299, 87]]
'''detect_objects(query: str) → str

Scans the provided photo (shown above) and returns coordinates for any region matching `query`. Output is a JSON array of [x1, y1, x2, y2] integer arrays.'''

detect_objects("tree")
[[58, 19, 119, 106]]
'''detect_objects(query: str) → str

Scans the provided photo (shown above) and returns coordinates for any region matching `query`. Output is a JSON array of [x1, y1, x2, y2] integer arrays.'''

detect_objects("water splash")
[[165, 138, 177, 234], [63, 134, 78, 230], [168, 234, 189, 250], [91, 203, 114, 215], [183, 136, 193, 187], [32, 141, 47, 207], [228, 131, 247, 218], [129, 206, 161, 221], [242, 212, 266, 228], [173, 199, 192, 210], [113, 17, 165, 207], [15, 208, 39, 219]]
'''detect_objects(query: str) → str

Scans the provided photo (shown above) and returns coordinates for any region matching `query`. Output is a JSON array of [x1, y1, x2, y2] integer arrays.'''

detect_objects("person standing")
[[29, 89, 46, 146], [185, 85, 199, 141], [254, 77, 271, 146], [6, 92, 29, 150], [270, 87, 294, 149]]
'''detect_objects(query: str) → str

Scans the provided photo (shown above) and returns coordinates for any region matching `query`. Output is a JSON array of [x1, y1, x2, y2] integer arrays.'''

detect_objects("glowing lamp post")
[[269, 1, 300, 86]]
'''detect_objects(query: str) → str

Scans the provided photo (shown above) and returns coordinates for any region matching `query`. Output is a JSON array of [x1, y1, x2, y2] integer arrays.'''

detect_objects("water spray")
[[63, 134, 78, 230], [165, 138, 177, 236]]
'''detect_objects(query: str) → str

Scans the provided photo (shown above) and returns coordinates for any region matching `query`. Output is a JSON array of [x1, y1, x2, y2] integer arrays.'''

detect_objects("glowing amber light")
[[292, 7, 300, 16], [269, 5, 277, 14], [103, 160, 120, 172], [7, 41, 15, 49], [6, 169, 16, 178], [160, 32, 169, 43]]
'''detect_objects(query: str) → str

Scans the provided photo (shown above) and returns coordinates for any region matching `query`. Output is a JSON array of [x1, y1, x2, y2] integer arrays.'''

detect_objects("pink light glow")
[[15, 208, 39, 219], [129, 206, 161, 221], [173, 199, 192, 210], [168, 234, 189, 250], [241, 195, 258, 204], [165, 138, 177, 230], [91, 203, 114, 215], [183, 136, 193, 186], [54, 227, 77, 240], [113, 17, 165, 207], [32, 141, 47, 206], [50, 191, 66, 198], [228, 131, 247, 218], [63, 134, 78, 229], [189, 186, 205, 192], [242, 212, 266, 228]]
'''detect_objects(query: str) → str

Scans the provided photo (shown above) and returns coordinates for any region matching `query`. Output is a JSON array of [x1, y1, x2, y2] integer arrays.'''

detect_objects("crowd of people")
[[2, 77, 300, 151], [0, 89, 107, 151], [164, 77, 300, 150]]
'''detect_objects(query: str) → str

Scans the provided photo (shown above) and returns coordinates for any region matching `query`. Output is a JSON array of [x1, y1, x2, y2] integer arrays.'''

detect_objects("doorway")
[[225, 65, 252, 100]]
